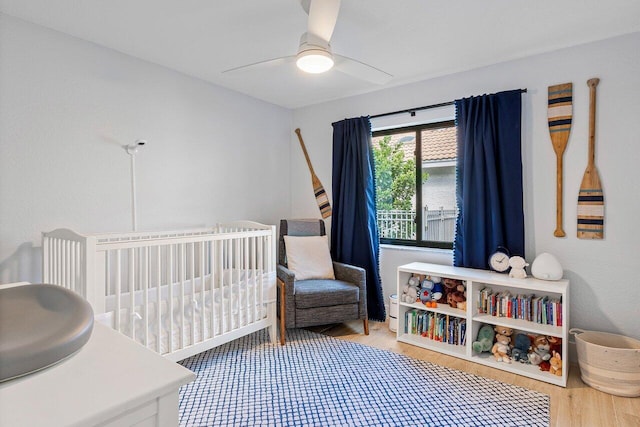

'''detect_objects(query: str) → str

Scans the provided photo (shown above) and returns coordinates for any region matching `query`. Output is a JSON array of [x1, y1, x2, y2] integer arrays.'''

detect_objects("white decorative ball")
[[531, 253, 563, 281]]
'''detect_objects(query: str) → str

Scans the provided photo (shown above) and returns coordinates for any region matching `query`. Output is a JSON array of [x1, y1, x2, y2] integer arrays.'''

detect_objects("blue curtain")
[[331, 116, 385, 321], [454, 90, 525, 268]]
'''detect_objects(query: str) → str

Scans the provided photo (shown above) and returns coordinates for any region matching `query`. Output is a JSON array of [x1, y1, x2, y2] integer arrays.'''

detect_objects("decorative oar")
[[577, 78, 604, 239], [547, 83, 573, 237], [294, 128, 332, 219]]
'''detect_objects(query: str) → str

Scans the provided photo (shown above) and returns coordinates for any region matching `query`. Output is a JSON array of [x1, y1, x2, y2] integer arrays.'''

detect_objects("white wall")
[[0, 15, 292, 283], [292, 32, 640, 340]]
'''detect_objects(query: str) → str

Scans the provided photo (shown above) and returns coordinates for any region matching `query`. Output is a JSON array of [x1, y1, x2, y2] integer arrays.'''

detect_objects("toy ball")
[[531, 252, 563, 281], [419, 289, 432, 303]]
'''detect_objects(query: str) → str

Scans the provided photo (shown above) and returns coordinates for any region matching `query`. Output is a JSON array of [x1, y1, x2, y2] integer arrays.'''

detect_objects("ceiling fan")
[[222, 0, 393, 84]]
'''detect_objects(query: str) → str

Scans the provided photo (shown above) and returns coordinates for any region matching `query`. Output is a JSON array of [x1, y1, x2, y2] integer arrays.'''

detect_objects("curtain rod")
[[369, 88, 527, 119]]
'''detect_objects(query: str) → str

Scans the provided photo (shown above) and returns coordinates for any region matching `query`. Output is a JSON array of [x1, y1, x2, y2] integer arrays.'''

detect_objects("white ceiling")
[[2, 0, 639, 109]]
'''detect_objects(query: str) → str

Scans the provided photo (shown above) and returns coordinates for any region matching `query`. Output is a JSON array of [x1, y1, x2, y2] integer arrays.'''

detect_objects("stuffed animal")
[[442, 278, 461, 304], [511, 333, 532, 363], [508, 256, 529, 279], [491, 333, 512, 363], [425, 276, 444, 303], [401, 282, 419, 303], [549, 351, 563, 376], [539, 360, 551, 372], [547, 335, 562, 355], [419, 288, 432, 303], [447, 290, 466, 309], [418, 276, 443, 306], [494, 325, 514, 337], [472, 324, 495, 353], [528, 335, 551, 365]]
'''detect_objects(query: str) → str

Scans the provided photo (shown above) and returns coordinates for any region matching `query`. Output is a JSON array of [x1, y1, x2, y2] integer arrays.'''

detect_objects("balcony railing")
[[377, 208, 456, 242]]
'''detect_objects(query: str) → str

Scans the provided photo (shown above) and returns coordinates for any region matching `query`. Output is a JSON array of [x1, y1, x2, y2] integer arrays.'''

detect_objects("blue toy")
[[431, 282, 444, 302], [419, 288, 432, 303], [511, 333, 532, 363]]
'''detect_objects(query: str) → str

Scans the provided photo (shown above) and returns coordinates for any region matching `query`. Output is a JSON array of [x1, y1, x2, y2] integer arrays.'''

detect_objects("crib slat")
[[129, 248, 135, 341], [190, 242, 196, 346], [244, 236, 250, 325], [156, 247, 161, 354], [252, 236, 258, 323], [226, 239, 231, 334], [210, 241, 216, 338], [200, 241, 205, 341], [143, 246, 149, 348], [235, 238, 241, 329], [168, 244, 174, 355], [115, 250, 121, 333], [179, 243, 185, 351]]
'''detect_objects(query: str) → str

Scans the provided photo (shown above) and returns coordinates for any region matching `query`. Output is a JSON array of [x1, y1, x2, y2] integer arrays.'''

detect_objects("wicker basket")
[[570, 328, 640, 397]]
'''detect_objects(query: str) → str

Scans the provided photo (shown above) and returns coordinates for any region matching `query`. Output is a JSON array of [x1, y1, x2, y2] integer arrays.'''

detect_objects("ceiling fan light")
[[296, 49, 334, 73]]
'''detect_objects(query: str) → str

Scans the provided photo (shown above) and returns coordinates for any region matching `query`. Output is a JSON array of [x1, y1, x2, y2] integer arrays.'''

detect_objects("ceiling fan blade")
[[307, 0, 341, 42], [222, 56, 295, 74], [334, 54, 393, 84]]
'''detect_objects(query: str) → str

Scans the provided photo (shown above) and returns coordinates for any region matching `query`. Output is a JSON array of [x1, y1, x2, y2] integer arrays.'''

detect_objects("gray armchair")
[[277, 219, 368, 344]]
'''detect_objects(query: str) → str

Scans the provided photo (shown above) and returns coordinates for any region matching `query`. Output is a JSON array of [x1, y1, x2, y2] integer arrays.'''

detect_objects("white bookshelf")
[[397, 262, 569, 387]]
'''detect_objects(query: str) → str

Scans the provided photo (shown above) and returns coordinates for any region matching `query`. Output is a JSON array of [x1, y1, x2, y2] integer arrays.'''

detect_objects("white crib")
[[42, 221, 277, 361]]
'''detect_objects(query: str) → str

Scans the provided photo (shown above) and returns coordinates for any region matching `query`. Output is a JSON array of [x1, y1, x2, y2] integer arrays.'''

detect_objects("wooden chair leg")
[[278, 279, 286, 345], [363, 318, 369, 335]]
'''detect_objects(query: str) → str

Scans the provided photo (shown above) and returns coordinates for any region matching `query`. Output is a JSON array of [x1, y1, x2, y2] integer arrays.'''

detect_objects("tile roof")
[[375, 126, 457, 162], [422, 126, 457, 161]]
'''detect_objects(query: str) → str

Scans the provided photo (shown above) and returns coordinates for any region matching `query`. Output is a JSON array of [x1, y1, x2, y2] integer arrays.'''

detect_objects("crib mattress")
[[98, 271, 275, 355]]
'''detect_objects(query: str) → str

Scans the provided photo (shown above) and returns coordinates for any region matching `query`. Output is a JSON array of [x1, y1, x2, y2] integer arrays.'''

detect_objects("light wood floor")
[[308, 320, 640, 427]]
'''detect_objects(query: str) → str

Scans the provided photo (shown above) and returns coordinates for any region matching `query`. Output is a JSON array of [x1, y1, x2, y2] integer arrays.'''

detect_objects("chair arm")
[[277, 264, 295, 284], [333, 262, 367, 320], [277, 264, 297, 328]]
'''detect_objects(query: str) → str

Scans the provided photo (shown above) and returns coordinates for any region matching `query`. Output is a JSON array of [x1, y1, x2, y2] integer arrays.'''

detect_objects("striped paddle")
[[548, 82, 573, 237], [294, 128, 332, 219], [577, 78, 604, 239]]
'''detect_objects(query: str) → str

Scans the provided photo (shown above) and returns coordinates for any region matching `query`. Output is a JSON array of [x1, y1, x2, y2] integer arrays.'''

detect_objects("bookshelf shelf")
[[397, 262, 569, 387]]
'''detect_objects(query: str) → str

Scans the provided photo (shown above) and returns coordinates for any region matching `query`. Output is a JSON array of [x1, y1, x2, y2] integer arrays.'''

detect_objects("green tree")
[[372, 136, 422, 211]]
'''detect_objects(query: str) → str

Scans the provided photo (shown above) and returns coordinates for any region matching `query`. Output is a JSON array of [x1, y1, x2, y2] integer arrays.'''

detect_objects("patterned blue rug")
[[178, 329, 549, 426]]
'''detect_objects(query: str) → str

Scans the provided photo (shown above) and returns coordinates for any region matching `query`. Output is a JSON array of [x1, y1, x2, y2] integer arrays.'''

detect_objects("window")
[[372, 120, 456, 249]]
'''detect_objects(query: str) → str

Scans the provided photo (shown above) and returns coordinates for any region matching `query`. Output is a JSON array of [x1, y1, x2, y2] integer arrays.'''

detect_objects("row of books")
[[477, 287, 563, 326], [404, 309, 466, 346]]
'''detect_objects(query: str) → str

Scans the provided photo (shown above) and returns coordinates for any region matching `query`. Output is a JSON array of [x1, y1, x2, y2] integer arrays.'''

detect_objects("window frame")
[[373, 119, 456, 250]]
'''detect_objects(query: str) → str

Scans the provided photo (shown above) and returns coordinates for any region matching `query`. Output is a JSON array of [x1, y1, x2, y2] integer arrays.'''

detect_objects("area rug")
[[178, 329, 549, 427]]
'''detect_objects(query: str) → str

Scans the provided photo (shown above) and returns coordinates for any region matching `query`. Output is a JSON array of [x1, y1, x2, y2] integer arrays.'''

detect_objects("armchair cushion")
[[283, 235, 335, 280], [294, 279, 360, 309]]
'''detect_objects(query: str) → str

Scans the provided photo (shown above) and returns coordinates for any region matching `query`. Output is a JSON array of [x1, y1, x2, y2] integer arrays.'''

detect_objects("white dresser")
[[0, 323, 195, 426]]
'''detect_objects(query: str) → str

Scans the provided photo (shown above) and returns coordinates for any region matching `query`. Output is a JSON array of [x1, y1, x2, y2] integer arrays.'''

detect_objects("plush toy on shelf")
[[508, 256, 529, 279], [472, 324, 495, 354], [547, 335, 562, 356], [418, 275, 443, 307], [440, 278, 464, 308], [528, 335, 552, 366], [491, 325, 514, 363], [549, 351, 563, 376], [511, 333, 532, 363], [401, 276, 420, 303], [425, 276, 444, 304]]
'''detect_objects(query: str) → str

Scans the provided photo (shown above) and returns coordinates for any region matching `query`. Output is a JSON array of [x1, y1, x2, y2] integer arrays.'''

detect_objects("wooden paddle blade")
[[313, 181, 332, 219], [578, 78, 603, 239], [295, 128, 332, 218], [548, 83, 573, 238], [548, 83, 573, 154], [577, 166, 604, 239]]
